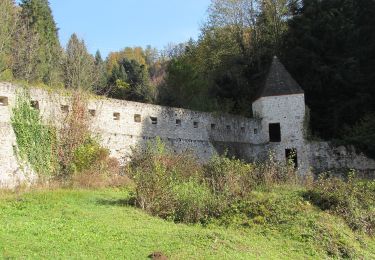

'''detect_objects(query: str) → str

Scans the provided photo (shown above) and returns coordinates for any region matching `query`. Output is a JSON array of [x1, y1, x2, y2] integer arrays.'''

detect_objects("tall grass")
[[127, 138, 299, 223]]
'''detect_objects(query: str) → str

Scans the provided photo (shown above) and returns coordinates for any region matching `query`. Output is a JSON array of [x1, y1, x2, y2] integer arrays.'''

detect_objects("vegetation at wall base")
[[123, 139, 375, 258], [10, 88, 123, 187], [11, 89, 58, 177]]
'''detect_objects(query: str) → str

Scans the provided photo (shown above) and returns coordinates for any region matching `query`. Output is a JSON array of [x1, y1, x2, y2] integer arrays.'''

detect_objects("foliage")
[[19, 0, 62, 85], [0, 0, 17, 74], [305, 174, 375, 236], [11, 89, 58, 176], [63, 33, 97, 90], [283, 0, 375, 152], [215, 188, 363, 258], [106, 57, 155, 102], [341, 113, 375, 158], [128, 139, 298, 223]]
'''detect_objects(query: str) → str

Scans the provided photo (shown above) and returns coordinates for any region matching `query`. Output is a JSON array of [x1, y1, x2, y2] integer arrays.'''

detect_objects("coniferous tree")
[[0, 0, 17, 77], [20, 0, 62, 84], [63, 33, 96, 90]]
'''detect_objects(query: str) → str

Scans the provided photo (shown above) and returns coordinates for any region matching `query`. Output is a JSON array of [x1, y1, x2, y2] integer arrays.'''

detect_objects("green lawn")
[[0, 188, 373, 259]]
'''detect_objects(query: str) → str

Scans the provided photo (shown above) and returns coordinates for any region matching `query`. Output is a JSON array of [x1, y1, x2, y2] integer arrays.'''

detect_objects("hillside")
[[0, 188, 374, 259]]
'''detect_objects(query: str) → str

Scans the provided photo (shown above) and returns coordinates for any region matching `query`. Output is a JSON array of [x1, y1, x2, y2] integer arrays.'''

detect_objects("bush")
[[172, 180, 216, 223], [305, 173, 375, 235], [204, 155, 255, 199], [128, 139, 299, 223], [128, 138, 207, 221]]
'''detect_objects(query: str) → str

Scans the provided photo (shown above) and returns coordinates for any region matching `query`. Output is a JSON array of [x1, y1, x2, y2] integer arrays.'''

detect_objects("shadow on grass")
[[96, 196, 137, 207]]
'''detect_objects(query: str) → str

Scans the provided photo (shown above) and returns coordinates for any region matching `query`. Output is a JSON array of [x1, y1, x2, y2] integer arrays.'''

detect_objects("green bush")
[[305, 174, 375, 235], [204, 155, 255, 199], [172, 179, 216, 223], [128, 139, 300, 224], [71, 137, 109, 173]]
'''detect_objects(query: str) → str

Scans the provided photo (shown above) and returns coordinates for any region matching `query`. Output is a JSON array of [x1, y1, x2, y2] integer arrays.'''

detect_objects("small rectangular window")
[[254, 128, 258, 134], [31, 100, 39, 110], [0, 96, 8, 106], [241, 126, 245, 132], [89, 109, 96, 117], [269, 123, 281, 142], [193, 122, 199, 128], [211, 124, 216, 130], [176, 119, 181, 127], [150, 117, 157, 125], [134, 114, 141, 123], [113, 112, 120, 121], [226, 125, 231, 131], [61, 105, 69, 113]]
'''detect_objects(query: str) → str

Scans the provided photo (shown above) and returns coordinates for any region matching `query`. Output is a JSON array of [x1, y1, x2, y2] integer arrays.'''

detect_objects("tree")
[[107, 58, 154, 102], [12, 15, 41, 82], [20, 0, 62, 84], [0, 0, 17, 76], [93, 50, 107, 93], [282, 0, 375, 157], [63, 33, 96, 90]]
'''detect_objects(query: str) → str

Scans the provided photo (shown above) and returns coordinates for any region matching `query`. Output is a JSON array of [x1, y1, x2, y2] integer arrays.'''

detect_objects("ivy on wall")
[[11, 89, 58, 176]]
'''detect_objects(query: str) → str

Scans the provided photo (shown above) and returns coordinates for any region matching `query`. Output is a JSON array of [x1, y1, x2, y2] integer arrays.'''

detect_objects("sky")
[[44, 0, 212, 57]]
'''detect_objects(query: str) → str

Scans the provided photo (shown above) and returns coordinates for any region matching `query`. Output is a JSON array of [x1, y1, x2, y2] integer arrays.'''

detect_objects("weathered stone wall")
[[0, 82, 263, 187], [252, 94, 311, 173], [1, 82, 374, 187], [309, 142, 375, 177]]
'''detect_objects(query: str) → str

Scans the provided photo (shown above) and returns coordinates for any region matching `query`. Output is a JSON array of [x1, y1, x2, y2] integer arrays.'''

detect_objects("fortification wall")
[[1, 82, 374, 187], [309, 142, 375, 177], [0, 82, 263, 187]]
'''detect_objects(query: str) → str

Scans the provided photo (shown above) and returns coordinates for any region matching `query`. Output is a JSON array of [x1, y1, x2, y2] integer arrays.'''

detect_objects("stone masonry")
[[0, 57, 374, 187]]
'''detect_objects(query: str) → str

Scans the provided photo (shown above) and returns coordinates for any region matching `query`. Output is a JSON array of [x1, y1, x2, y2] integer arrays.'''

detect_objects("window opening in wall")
[[31, 100, 39, 110], [285, 148, 298, 169], [113, 112, 120, 121], [0, 96, 8, 106], [61, 105, 69, 113], [193, 121, 199, 128], [269, 123, 281, 142], [211, 124, 216, 130], [241, 126, 245, 132], [134, 114, 141, 123], [226, 125, 231, 131], [89, 109, 96, 117], [176, 119, 181, 127], [254, 128, 258, 134], [150, 116, 157, 125]]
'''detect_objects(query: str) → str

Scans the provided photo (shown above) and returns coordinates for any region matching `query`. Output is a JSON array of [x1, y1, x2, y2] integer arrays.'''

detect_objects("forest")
[[0, 0, 374, 158]]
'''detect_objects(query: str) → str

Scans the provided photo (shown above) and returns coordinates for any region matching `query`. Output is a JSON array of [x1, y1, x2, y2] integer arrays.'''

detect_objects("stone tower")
[[252, 56, 309, 171]]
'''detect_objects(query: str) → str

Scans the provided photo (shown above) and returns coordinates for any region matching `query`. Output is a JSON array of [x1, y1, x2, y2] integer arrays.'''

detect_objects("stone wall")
[[1, 82, 374, 187], [0, 82, 263, 187], [309, 142, 375, 177]]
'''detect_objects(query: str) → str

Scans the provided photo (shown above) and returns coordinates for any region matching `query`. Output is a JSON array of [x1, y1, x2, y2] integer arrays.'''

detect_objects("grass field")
[[0, 188, 374, 259]]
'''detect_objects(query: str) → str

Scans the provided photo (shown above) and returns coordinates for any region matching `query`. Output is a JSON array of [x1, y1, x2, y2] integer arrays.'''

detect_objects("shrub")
[[172, 179, 216, 223], [128, 139, 300, 223], [128, 138, 205, 220], [203, 155, 255, 199], [305, 173, 375, 235]]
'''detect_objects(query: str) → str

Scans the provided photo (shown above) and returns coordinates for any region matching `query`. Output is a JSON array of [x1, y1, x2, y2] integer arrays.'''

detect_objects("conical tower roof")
[[256, 56, 304, 100]]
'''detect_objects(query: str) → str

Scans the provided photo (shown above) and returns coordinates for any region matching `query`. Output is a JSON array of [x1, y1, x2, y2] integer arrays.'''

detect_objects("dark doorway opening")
[[285, 148, 298, 169], [269, 123, 281, 142]]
